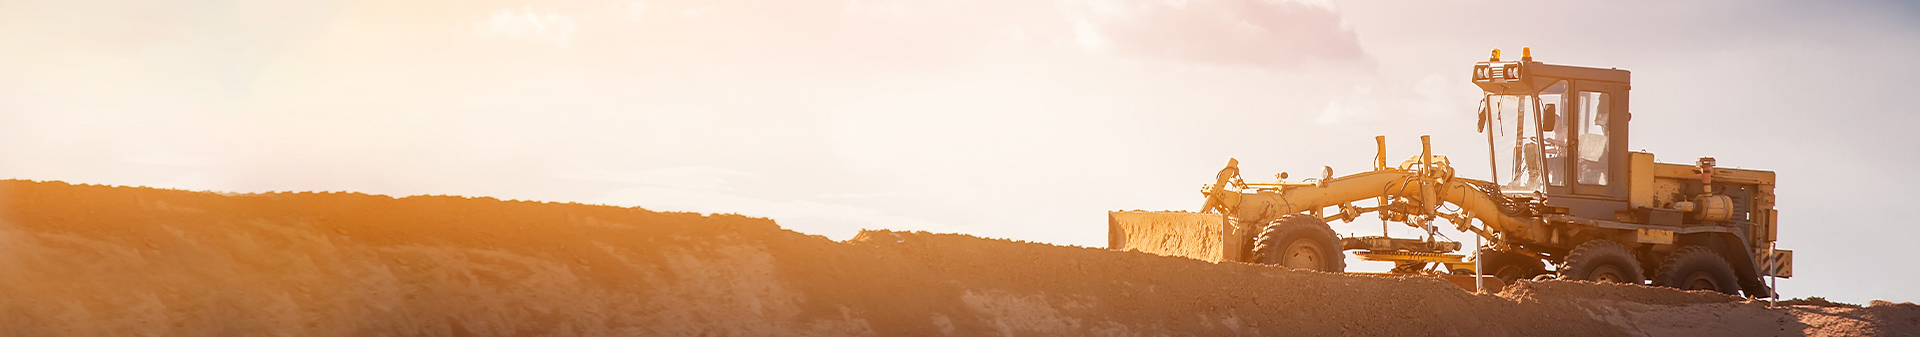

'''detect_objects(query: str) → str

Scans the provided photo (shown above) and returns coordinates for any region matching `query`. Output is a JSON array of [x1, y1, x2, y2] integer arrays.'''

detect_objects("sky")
[[2, 0, 1917, 303]]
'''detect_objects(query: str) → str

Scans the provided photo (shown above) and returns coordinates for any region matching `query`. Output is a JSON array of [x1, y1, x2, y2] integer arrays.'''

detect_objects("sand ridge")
[[0, 180, 1912, 336]]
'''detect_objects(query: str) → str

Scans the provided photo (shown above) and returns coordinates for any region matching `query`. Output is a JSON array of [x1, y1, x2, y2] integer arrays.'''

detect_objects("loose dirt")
[[0, 180, 1914, 336]]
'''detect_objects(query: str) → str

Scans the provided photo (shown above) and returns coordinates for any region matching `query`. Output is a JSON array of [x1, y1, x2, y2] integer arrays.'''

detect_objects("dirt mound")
[[1781, 297, 1865, 308], [1793, 301, 1920, 336], [1499, 279, 1743, 306], [0, 180, 1912, 336]]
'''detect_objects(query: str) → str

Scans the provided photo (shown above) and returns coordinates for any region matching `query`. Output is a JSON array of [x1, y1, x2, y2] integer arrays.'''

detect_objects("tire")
[[1651, 246, 1740, 295], [1391, 262, 1428, 274], [1462, 250, 1546, 285], [1557, 240, 1644, 284], [1252, 214, 1346, 273]]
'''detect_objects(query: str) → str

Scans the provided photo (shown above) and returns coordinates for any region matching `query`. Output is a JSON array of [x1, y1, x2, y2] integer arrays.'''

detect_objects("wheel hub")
[[1591, 265, 1626, 283], [1283, 238, 1323, 269]]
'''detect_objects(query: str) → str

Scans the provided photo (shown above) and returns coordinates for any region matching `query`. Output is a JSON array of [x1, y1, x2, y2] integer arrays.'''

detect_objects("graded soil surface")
[[0, 180, 1914, 336]]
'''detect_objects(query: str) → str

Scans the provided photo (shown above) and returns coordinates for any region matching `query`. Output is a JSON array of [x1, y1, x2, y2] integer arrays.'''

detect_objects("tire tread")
[[1651, 245, 1741, 295], [1251, 214, 1346, 272], [1557, 240, 1644, 283]]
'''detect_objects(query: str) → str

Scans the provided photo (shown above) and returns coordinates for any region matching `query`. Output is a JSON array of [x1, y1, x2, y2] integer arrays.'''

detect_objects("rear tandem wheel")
[[1557, 239, 1645, 284], [1651, 245, 1741, 295]]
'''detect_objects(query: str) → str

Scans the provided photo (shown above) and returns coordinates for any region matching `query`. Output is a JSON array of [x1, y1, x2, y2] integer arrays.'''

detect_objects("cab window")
[[1539, 81, 1568, 186], [1576, 91, 1611, 185]]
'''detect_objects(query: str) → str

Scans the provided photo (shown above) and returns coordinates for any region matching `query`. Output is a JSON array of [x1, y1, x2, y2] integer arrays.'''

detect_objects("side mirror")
[[1476, 110, 1486, 133], [1541, 104, 1558, 132]]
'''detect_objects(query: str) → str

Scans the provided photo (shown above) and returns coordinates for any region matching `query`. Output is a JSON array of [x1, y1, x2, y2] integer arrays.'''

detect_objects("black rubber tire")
[[1460, 250, 1546, 285], [1252, 214, 1346, 273], [1229, 217, 1263, 262], [1651, 246, 1741, 295], [1557, 240, 1644, 284], [1390, 262, 1428, 274]]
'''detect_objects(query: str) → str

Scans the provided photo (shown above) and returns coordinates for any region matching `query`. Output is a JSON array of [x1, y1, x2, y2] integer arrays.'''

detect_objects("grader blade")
[[1107, 211, 1247, 263]]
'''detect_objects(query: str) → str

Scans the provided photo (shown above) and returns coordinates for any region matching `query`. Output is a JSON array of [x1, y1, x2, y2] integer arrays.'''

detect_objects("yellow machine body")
[[1109, 51, 1791, 296]]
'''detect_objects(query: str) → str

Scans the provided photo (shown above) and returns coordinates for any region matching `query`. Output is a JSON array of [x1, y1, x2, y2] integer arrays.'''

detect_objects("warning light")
[[1522, 47, 1532, 61], [1490, 48, 1501, 62]]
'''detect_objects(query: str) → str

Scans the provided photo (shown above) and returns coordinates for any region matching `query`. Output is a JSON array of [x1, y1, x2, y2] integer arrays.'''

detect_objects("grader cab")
[[1109, 48, 1792, 297]]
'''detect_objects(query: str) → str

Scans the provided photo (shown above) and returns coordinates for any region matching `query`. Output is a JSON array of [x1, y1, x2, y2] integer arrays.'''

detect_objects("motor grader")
[[1109, 48, 1792, 297]]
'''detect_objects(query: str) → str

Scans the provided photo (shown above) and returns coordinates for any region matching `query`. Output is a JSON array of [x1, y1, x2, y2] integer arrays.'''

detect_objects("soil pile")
[[1, 180, 1914, 336]]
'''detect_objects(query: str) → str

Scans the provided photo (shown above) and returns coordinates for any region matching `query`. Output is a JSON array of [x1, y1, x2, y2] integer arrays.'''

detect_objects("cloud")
[[473, 7, 578, 46], [841, 0, 906, 17], [571, 0, 1368, 69], [678, 5, 717, 18], [122, 150, 213, 168], [620, 1, 647, 22], [1317, 73, 1479, 124], [1315, 84, 1383, 124], [1072, 19, 1107, 49], [1058, 0, 1365, 67], [556, 166, 752, 191]]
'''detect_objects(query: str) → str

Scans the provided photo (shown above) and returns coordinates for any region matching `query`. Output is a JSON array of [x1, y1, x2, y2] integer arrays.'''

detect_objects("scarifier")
[[1109, 48, 1792, 296]]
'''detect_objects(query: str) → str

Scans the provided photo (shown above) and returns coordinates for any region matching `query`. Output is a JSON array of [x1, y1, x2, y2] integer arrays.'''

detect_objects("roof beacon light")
[[1522, 47, 1532, 62], [1490, 48, 1501, 62]]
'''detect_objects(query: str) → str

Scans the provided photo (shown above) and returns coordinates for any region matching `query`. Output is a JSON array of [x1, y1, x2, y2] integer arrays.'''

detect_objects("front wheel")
[[1252, 215, 1346, 273]]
